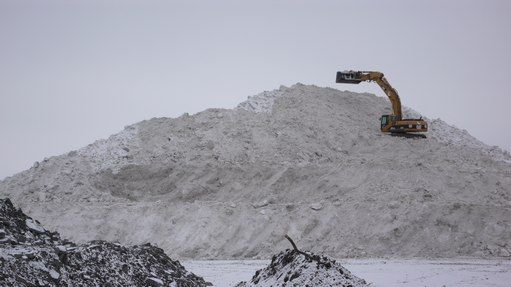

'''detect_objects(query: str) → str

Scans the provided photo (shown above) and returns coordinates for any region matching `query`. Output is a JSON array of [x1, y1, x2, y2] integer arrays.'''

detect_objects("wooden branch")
[[284, 234, 318, 262], [284, 234, 299, 252]]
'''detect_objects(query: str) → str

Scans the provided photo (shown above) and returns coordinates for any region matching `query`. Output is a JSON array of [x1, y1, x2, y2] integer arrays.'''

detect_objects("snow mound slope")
[[1, 84, 510, 260], [235, 249, 368, 287], [77, 124, 140, 173], [0, 198, 211, 286], [402, 106, 511, 162], [237, 87, 286, 113]]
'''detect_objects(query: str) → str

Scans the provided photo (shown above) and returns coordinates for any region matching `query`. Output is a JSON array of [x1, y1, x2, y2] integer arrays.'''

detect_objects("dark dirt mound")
[[235, 249, 369, 287], [0, 198, 211, 286]]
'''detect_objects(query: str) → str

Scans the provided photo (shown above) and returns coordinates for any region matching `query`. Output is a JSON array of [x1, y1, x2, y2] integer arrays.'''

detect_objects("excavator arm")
[[336, 71, 402, 118], [336, 70, 427, 135]]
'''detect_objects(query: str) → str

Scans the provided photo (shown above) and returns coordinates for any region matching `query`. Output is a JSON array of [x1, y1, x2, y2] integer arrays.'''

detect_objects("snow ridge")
[[237, 87, 286, 113], [77, 124, 140, 172]]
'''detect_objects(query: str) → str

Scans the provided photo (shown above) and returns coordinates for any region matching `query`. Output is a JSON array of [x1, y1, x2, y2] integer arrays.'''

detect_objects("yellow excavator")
[[336, 71, 427, 136]]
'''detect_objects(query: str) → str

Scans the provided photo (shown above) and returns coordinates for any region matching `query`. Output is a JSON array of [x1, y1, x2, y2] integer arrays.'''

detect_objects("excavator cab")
[[380, 115, 398, 130]]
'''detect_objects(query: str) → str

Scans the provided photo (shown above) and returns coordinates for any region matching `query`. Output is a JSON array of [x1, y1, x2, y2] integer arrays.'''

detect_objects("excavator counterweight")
[[336, 70, 427, 136]]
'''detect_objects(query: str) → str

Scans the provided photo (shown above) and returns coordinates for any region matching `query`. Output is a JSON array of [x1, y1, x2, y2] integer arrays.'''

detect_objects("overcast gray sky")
[[1, 0, 510, 179]]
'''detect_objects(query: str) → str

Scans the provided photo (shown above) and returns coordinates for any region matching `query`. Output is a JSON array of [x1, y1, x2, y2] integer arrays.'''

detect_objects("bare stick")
[[284, 234, 299, 252], [284, 235, 317, 262]]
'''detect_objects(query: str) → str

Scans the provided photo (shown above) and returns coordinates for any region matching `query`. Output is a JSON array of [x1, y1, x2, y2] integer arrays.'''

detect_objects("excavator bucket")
[[336, 71, 362, 84]]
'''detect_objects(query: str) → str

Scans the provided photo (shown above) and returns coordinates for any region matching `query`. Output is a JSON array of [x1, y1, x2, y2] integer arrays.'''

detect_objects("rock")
[[252, 199, 270, 209], [310, 202, 323, 211], [25, 219, 46, 234], [55, 245, 66, 252], [145, 277, 164, 286], [49, 269, 60, 280]]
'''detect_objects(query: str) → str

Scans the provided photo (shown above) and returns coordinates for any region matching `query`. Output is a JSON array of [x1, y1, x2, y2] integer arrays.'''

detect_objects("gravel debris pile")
[[0, 198, 211, 286]]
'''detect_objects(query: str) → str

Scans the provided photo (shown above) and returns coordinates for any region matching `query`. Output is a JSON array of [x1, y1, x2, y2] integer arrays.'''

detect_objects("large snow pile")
[[1, 84, 510, 260], [235, 249, 368, 287], [0, 198, 211, 286]]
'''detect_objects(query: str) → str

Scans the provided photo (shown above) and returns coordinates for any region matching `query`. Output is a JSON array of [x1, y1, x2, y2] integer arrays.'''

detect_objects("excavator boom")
[[336, 70, 427, 135]]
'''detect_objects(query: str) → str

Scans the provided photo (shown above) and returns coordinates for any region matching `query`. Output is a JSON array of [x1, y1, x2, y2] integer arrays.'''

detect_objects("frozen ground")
[[183, 259, 511, 287]]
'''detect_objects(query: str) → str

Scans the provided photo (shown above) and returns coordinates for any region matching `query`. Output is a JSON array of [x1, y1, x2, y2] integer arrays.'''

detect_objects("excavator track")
[[390, 132, 427, 139]]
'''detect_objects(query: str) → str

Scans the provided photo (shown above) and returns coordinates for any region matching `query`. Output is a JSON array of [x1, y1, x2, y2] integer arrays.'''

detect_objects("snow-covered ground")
[[183, 259, 511, 287]]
